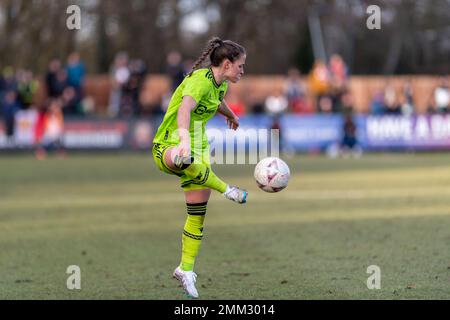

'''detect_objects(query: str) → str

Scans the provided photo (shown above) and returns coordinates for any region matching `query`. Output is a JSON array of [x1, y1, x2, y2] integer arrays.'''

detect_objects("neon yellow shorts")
[[152, 142, 212, 191]]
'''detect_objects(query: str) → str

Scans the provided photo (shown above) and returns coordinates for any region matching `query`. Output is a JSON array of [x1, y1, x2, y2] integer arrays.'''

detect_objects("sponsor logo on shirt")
[[193, 104, 216, 115]]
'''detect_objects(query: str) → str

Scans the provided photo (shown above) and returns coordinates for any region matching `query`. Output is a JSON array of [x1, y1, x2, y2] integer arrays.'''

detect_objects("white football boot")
[[223, 185, 248, 204], [173, 267, 199, 299]]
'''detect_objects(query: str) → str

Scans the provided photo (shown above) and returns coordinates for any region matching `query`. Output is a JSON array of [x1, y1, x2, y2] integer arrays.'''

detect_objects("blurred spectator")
[[166, 51, 186, 93], [61, 86, 81, 115], [46, 59, 63, 98], [284, 67, 308, 113], [317, 95, 333, 113], [339, 90, 355, 114], [225, 90, 246, 116], [328, 54, 349, 112], [246, 93, 265, 114], [17, 70, 39, 109], [108, 52, 130, 117], [383, 82, 401, 114], [329, 54, 348, 89], [35, 99, 65, 160], [81, 96, 96, 115], [54, 69, 69, 98], [264, 88, 288, 116], [430, 77, 449, 114], [399, 94, 413, 116], [265, 88, 288, 147], [308, 60, 330, 95], [66, 52, 86, 104], [270, 114, 283, 154], [308, 60, 331, 112], [401, 79, 415, 115], [370, 90, 385, 115], [1, 67, 18, 95], [1, 90, 20, 141], [341, 111, 362, 158], [426, 96, 436, 114], [66, 53, 85, 89], [34, 104, 47, 149], [121, 59, 147, 117], [252, 101, 265, 114]]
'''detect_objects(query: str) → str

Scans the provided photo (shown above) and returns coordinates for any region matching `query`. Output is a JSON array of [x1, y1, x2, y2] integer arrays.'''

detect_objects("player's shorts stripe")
[[180, 167, 210, 188], [153, 143, 163, 152], [183, 230, 203, 240], [161, 161, 183, 177], [181, 180, 195, 188], [197, 168, 210, 185]]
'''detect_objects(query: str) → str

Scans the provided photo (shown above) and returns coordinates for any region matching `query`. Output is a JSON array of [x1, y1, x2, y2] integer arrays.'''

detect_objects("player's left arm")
[[218, 99, 239, 130]]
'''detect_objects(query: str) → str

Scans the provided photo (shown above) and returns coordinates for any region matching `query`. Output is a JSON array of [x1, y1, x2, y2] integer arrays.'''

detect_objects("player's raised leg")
[[163, 146, 248, 203]]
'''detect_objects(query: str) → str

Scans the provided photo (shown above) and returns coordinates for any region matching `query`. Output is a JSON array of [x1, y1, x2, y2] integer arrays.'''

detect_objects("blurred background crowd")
[[1, 50, 448, 124], [0, 0, 449, 155]]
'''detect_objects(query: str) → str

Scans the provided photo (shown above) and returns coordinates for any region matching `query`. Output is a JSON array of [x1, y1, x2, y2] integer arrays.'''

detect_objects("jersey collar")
[[208, 67, 221, 88]]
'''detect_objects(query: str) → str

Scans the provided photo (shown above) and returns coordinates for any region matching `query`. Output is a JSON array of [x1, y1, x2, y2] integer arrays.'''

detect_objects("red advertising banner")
[[0, 111, 155, 150]]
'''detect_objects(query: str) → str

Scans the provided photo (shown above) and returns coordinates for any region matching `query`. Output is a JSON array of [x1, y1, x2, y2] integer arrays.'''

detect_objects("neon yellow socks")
[[180, 202, 207, 271]]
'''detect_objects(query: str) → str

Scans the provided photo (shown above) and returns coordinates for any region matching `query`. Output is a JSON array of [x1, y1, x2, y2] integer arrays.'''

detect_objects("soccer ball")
[[254, 157, 290, 193]]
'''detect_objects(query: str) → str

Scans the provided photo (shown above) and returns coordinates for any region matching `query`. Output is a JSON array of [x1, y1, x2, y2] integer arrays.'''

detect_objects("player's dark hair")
[[188, 36, 246, 77]]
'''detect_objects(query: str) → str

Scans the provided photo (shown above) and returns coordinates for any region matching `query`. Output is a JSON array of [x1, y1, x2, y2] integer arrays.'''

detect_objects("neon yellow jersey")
[[153, 68, 228, 150]]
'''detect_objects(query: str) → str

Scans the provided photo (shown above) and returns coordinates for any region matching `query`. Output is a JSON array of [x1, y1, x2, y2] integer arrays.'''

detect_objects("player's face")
[[225, 54, 246, 83]]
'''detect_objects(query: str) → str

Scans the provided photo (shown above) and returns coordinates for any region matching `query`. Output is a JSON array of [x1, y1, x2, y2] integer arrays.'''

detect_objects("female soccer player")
[[152, 37, 248, 298]]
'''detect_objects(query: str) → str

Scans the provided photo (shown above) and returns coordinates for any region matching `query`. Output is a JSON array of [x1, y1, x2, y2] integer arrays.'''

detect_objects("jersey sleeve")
[[182, 74, 209, 104]]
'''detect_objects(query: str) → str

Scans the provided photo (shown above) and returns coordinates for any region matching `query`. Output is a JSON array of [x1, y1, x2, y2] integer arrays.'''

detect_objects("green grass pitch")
[[1, 152, 450, 299]]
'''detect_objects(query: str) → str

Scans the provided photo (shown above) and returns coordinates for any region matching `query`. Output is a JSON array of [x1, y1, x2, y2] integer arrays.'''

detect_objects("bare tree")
[[0, 0, 448, 74]]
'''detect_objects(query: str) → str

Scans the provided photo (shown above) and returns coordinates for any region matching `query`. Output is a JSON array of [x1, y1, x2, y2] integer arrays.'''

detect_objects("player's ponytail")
[[188, 36, 246, 77]]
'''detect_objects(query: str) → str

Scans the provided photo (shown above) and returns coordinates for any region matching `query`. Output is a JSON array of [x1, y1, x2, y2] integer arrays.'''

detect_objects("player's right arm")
[[177, 71, 210, 158], [176, 95, 197, 158]]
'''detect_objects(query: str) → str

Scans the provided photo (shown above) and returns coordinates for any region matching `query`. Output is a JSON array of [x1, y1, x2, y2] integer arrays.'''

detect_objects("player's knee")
[[174, 155, 195, 170]]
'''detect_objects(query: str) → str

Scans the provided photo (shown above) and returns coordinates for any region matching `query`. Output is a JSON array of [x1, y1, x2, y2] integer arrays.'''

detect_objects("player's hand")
[[226, 116, 239, 130], [177, 140, 191, 159]]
